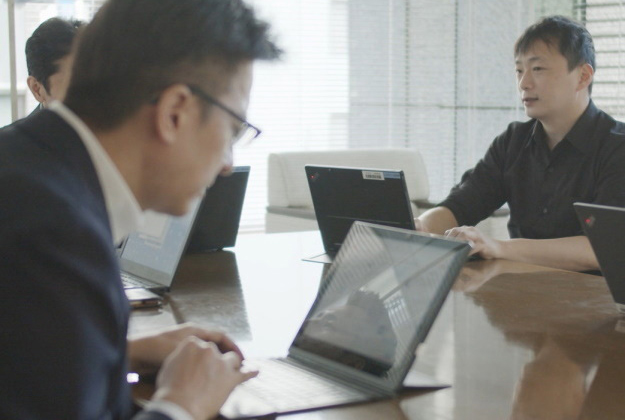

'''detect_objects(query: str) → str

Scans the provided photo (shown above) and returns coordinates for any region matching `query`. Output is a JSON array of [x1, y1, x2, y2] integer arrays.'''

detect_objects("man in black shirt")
[[417, 16, 625, 272]]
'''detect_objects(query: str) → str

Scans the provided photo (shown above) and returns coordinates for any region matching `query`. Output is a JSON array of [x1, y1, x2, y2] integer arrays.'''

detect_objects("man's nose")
[[518, 71, 533, 91]]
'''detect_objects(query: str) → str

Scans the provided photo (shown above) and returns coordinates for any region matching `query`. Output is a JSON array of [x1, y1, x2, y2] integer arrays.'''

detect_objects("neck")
[[93, 121, 148, 210], [541, 97, 590, 150]]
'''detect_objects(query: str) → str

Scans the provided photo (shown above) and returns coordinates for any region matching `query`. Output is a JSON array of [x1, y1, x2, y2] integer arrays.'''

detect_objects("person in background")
[[417, 15, 625, 272], [25, 17, 82, 110], [0, 0, 281, 419]]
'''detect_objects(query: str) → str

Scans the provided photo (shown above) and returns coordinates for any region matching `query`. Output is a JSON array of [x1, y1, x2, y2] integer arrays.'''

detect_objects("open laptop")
[[120, 198, 201, 294], [186, 166, 250, 253], [220, 221, 471, 419], [574, 202, 625, 313], [304, 165, 416, 263]]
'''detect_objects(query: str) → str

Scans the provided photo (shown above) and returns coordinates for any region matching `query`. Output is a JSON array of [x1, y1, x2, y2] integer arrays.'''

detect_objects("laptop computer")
[[220, 221, 470, 419], [304, 165, 416, 263], [186, 166, 250, 253], [574, 202, 625, 314], [120, 198, 201, 294]]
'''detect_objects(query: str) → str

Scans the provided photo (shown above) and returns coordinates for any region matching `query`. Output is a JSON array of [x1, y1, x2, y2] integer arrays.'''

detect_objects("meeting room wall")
[[2, 0, 622, 232]]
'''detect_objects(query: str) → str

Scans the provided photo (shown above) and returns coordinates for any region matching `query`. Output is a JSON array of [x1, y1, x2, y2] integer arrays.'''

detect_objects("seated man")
[[25, 17, 82, 110], [0, 0, 280, 419], [417, 15, 625, 272]]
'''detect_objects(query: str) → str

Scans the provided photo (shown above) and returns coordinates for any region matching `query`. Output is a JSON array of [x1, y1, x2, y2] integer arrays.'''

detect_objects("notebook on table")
[[186, 166, 250, 253], [220, 221, 471, 419], [304, 165, 416, 263], [574, 202, 625, 313], [120, 197, 201, 294]]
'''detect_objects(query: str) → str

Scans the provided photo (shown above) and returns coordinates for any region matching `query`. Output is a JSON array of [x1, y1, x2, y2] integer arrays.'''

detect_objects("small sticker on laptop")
[[362, 171, 385, 180]]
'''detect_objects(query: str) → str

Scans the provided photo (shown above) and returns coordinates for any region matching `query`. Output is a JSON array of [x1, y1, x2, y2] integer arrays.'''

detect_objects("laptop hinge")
[[287, 348, 396, 397]]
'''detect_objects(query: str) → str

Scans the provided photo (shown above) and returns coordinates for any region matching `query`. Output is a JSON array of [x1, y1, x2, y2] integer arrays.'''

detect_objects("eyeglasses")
[[186, 84, 261, 146]]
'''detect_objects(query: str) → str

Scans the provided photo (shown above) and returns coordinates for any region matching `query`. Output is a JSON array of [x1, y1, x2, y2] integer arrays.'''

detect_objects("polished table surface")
[[130, 230, 625, 420]]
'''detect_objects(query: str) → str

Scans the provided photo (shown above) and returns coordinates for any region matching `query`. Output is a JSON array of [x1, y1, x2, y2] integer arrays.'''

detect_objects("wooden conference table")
[[130, 230, 625, 420]]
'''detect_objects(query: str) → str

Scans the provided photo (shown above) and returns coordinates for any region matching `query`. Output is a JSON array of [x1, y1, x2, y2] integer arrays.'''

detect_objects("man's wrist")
[[494, 239, 509, 260]]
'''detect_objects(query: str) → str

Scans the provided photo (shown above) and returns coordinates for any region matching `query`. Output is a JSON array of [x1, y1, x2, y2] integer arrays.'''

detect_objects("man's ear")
[[26, 76, 48, 105], [578, 63, 594, 92], [153, 84, 194, 145]]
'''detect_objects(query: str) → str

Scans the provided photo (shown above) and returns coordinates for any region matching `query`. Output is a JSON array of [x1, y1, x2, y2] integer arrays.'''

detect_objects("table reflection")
[[129, 250, 251, 341], [171, 250, 251, 340], [510, 336, 597, 420], [463, 262, 621, 420]]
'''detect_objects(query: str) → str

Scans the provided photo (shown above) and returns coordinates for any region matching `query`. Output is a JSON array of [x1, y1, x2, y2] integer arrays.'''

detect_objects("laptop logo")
[[362, 170, 384, 181], [585, 215, 596, 228]]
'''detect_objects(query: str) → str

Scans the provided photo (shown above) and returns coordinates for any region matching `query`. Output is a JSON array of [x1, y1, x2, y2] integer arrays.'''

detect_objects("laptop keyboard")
[[120, 272, 148, 289], [240, 359, 366, 412]]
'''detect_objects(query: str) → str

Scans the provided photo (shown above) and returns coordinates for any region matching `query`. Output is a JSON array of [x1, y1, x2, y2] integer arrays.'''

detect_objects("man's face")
[[153, 62, 253, 216], [515, 40, 586, 124]]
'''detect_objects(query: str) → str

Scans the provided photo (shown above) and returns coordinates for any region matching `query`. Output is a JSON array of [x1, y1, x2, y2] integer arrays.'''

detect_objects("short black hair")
[[515, 15, 595, 94], [25, 17, 82, 92], [65, 0, 282, 130]]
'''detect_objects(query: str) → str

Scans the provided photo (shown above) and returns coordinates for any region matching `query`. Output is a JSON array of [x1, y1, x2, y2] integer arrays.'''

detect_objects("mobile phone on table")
[[125, 288, 163, 309]]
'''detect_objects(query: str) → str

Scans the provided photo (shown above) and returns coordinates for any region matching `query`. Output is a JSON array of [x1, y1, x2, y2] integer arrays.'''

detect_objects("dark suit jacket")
[[0, 110, 170, 420]]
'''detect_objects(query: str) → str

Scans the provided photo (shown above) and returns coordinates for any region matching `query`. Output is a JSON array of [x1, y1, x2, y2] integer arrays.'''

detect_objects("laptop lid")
[[305, 165, 416, 262], [186, 166, 250, 253], [119, 198, 201, 291], [574, 202, 625, 313], [290, 221, 470, 394]]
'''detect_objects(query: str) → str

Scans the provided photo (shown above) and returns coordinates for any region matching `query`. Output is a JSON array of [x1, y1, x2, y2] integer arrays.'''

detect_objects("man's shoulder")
[[604, 116, 625, 137], [0, 115, 105, 229], [0, 110, 71, 149], [0, 111, 92, 170], [588, 108, 625, 149], [488, 119, 536, 151], [0, 165, 95, 230], [502, 118, 536, 137]]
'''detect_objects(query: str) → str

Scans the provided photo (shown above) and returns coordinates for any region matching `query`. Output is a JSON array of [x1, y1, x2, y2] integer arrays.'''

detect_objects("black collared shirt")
[[440, 101, 625, 239]]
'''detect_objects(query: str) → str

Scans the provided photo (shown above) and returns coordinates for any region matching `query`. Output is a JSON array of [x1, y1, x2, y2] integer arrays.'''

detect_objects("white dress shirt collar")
[[49, 101, 143, 244]]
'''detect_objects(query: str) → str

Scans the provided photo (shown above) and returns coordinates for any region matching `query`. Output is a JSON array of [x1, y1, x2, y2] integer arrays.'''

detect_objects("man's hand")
[[445, 225, 503, 260], [152, 336, 257, 420], [128, 323, 243, 373]]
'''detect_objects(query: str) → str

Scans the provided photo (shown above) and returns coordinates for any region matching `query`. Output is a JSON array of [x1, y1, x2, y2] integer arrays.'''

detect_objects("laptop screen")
[[120, 198, 201, 286], [574, 202, 625, 311], [292, 222, 469, 385]]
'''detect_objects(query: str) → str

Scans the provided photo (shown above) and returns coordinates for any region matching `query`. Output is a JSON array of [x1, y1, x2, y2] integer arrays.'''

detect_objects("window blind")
[[5, 0, 605, 233], [580, 0, 625, 121]]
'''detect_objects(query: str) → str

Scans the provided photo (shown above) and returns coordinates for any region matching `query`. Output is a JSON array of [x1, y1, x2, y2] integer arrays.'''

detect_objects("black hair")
[[64, 0, 282, 130], [515, 15, 595, 94], [25, 17, 82, 92]]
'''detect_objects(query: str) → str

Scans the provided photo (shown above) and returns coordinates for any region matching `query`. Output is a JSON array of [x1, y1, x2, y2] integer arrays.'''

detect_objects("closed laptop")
[[186, 166, 250, 253]]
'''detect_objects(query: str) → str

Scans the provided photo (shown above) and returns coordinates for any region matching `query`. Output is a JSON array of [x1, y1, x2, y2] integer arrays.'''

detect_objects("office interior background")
[[1, 0, 624, 232]]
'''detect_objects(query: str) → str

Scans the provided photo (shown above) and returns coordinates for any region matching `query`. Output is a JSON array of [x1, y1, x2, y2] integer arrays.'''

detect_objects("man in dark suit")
[[0, 0, 281, 419], [25, 17, 82, 110]]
